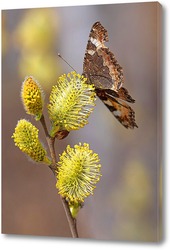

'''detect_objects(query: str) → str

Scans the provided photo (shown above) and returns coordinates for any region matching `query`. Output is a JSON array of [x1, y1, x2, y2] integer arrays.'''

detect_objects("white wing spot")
[[90, 37, 101, 47], [87, 49, 95, 55], [103, 99, 112, 106], [113, 110, 122, 117]]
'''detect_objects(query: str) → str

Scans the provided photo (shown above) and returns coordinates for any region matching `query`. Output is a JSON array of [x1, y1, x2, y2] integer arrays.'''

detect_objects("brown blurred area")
[[2, 2, 162, 241]]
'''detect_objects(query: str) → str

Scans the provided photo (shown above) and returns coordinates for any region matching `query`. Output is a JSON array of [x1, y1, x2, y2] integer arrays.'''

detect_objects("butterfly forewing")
[[83, 21, 138, 129]]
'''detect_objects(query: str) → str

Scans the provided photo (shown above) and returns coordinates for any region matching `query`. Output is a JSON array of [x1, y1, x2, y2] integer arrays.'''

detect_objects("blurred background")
[[2, 2, 162, 242]]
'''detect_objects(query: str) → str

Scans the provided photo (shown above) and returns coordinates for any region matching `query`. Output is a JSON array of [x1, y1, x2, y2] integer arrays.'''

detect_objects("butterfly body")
[[83, 21, 138, 129]]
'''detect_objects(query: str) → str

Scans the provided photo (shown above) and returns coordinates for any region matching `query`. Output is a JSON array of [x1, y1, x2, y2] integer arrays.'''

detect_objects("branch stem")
[[40, 115, 56, 171], [40, 115, 79, 238], [61, 197, 79, 238]]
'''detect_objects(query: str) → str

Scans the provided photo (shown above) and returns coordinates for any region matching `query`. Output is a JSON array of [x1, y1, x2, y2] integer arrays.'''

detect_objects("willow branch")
[[40, 114, 79, 238], [40, 115, 56, 172], [61, 197, 79, 238]]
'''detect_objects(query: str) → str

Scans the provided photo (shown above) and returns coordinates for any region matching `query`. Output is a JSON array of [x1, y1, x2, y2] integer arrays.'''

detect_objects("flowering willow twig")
[[12, 73, 101, 239]]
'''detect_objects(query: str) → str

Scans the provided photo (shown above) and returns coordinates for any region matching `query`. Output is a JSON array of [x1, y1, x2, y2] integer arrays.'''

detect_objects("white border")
[[0, 0, 169, 249], [0, 0, 159, 9]]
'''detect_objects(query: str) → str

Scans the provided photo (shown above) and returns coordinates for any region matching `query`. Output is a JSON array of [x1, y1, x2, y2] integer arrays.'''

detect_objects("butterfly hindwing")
[[96, 89, 138, 129]]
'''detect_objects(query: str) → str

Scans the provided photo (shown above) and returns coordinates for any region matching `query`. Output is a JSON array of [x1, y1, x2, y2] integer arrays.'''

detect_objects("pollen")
[[56, 143, 101, 203], [48, 72, 96, 138]]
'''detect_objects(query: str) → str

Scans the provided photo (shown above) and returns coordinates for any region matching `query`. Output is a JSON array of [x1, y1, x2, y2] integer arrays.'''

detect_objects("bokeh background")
[[2, 2, 162, 242]]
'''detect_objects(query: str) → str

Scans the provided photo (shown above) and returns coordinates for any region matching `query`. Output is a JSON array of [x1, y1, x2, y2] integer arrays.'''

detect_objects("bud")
[[69, 201, 82, 219]]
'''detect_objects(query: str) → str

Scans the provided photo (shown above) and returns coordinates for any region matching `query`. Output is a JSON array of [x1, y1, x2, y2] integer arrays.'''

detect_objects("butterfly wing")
[[83, 22, 124, 92], [83, 21, 138, 129], [96, 88, 138, 129]]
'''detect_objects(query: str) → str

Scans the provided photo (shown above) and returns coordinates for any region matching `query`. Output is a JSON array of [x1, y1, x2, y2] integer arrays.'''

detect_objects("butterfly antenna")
[[58, 53, 77, 72]]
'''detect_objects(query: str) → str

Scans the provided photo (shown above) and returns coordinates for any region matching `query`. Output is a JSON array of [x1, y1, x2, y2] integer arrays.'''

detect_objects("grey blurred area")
[[2, 2, 162, 241]]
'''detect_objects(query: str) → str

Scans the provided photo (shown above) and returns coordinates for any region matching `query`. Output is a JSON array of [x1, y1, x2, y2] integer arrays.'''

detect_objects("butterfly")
[[83, 21, 138, 129]]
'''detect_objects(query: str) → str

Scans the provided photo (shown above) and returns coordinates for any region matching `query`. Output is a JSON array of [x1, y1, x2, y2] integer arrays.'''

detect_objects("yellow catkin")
[[12, 119, 51, 164], [48, 72, 96, 138], [56, 143, 101, 203], [21, 76, 44, 120]]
